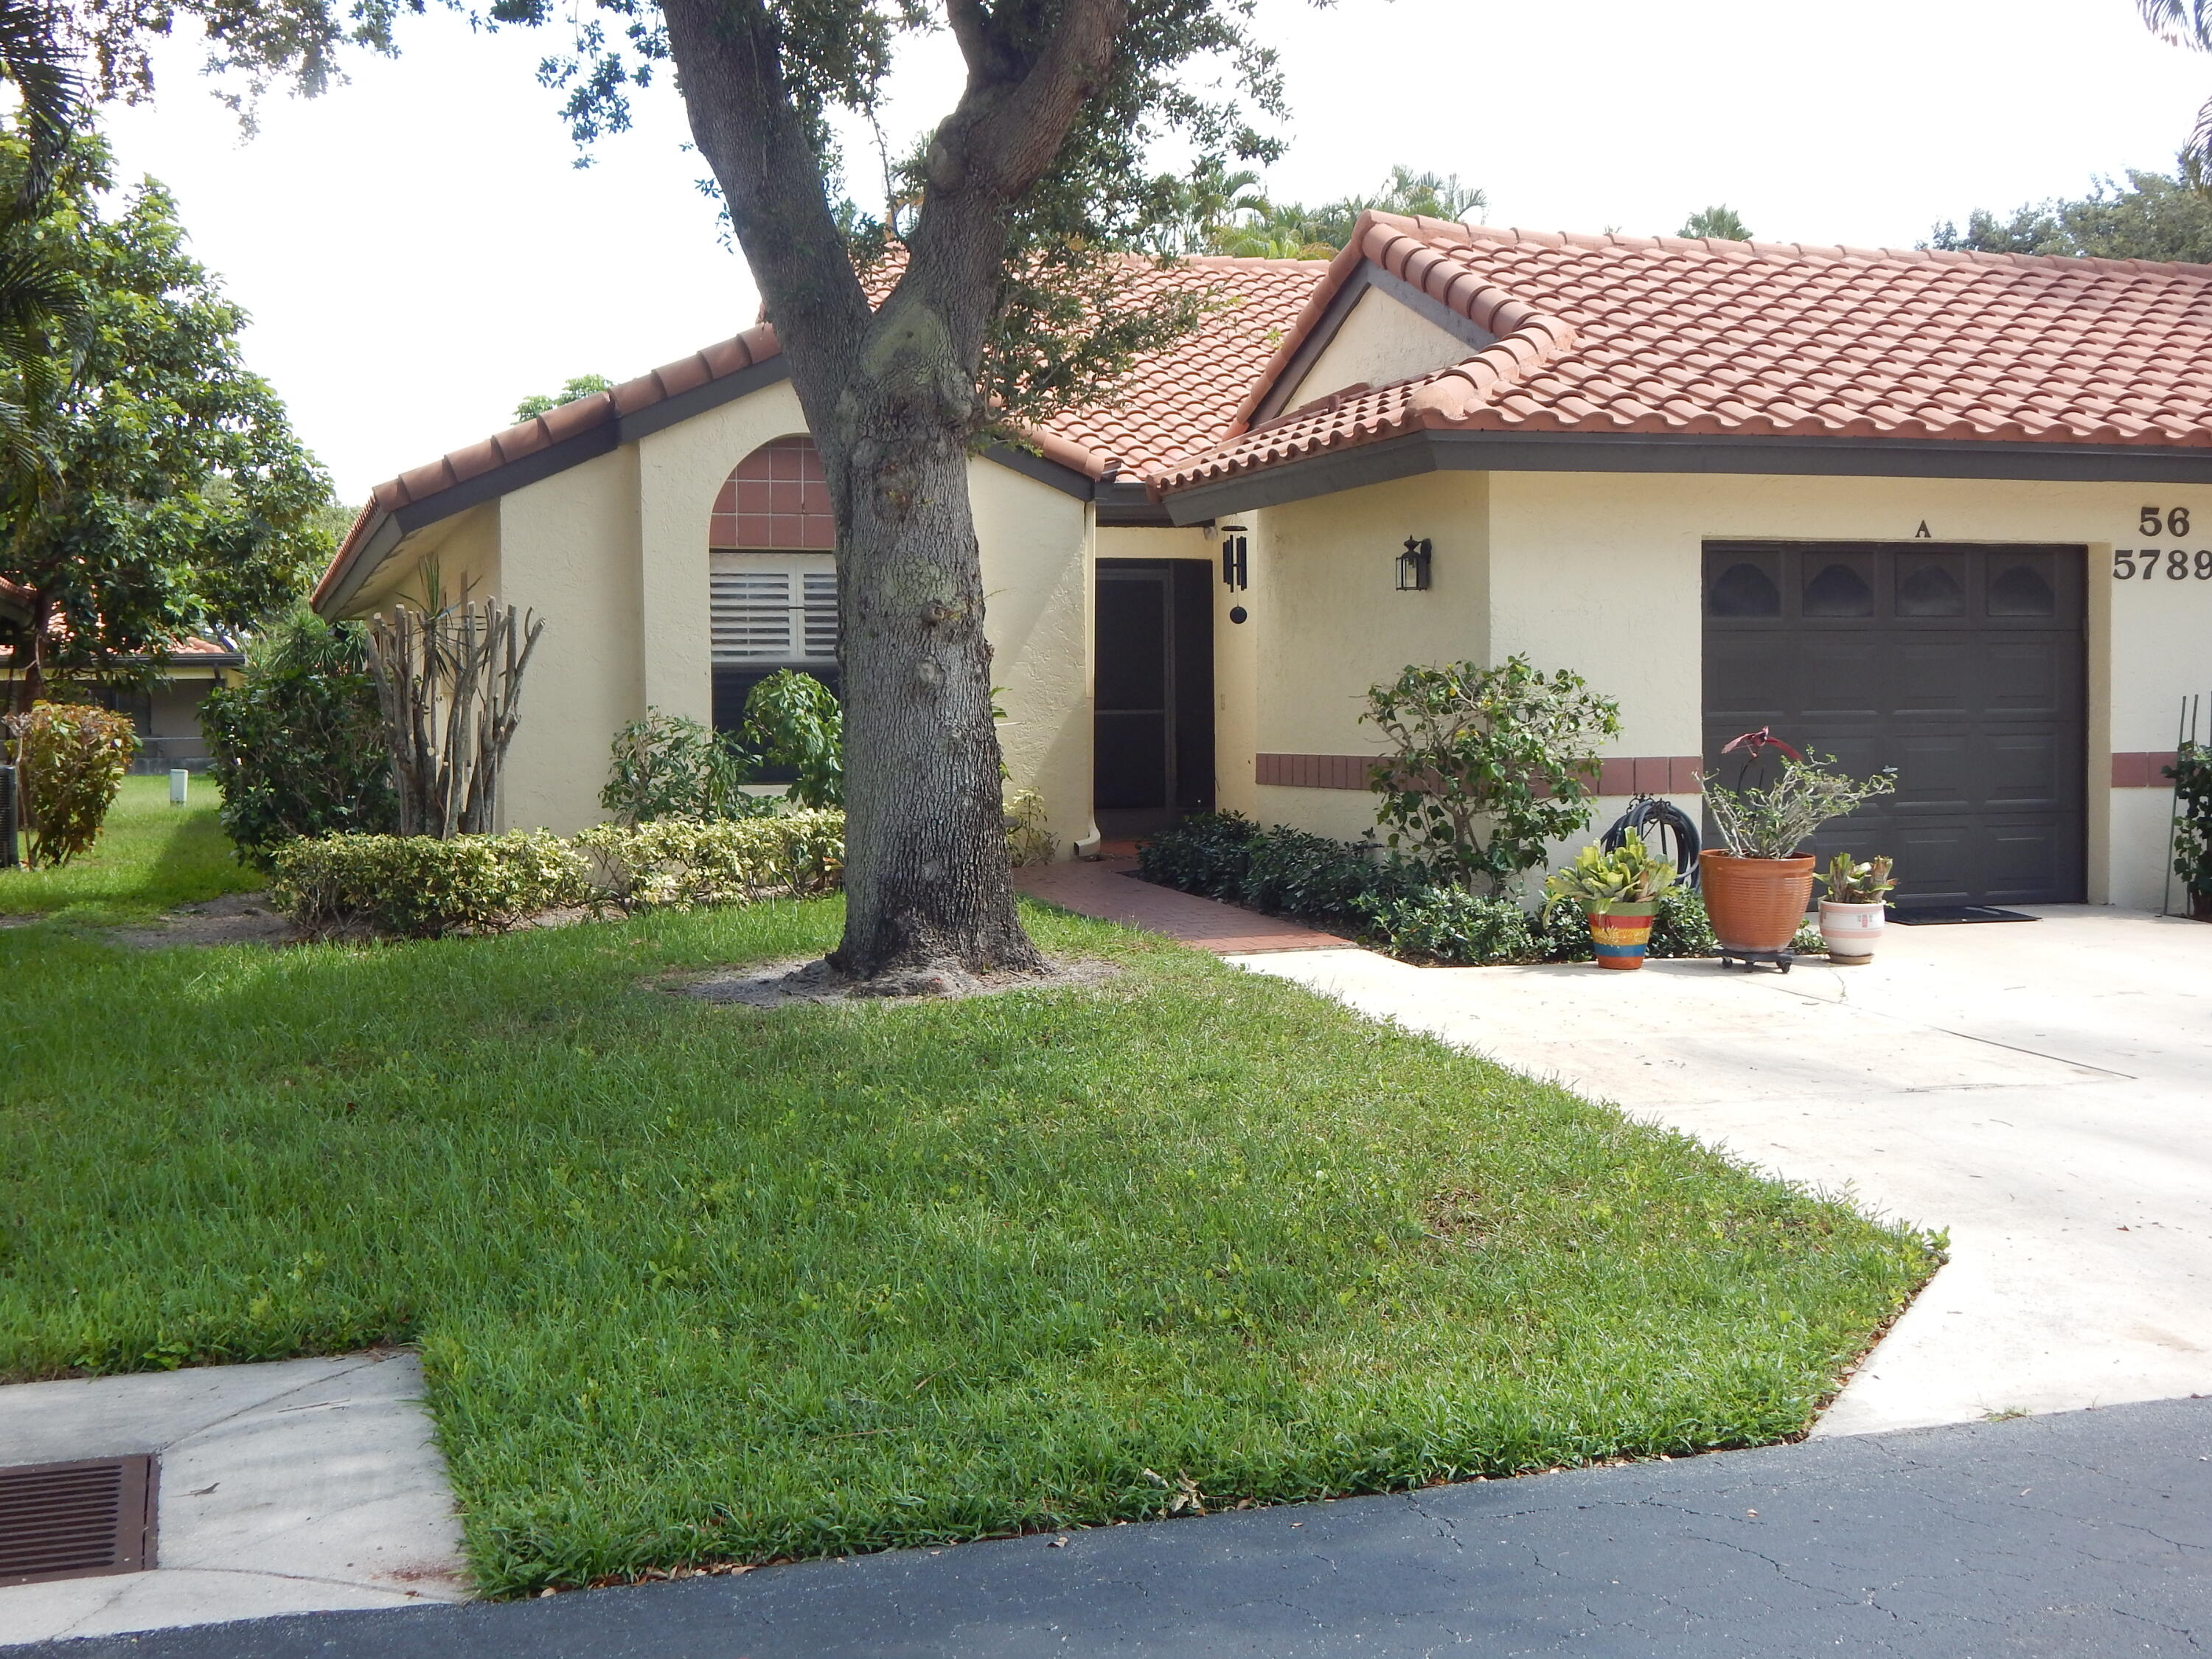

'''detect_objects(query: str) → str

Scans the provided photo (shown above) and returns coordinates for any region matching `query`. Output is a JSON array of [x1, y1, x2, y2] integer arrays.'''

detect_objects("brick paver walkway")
[[1012, 857, 1354, 955]]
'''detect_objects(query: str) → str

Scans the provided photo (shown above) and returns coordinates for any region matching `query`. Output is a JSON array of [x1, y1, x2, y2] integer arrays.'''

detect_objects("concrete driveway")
[[1235, 906, 2212, 1437]]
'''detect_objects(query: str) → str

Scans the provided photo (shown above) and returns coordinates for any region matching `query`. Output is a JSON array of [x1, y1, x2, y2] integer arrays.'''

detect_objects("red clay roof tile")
[[1152, 213, 2212, 493]]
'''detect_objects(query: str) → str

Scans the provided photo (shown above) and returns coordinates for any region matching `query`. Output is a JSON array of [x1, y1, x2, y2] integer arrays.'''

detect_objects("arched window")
[[709, 436, 840, 736]]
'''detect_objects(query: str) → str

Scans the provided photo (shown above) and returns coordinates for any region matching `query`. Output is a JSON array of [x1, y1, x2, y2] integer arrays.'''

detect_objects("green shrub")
[[1, 702, 140, 867], [601, 709, 766, 826], [1241, 824, 1405, 920], [742, 669, 844, 809], [268, 831, 593, 938], [1650, 888, 1719, 958], [574, 812, 845, 911], [1136, 811, 1260, 897], [1363, 656, 1622, 892], [2169, 743, 2212, 900], [201, 609, 398, 866], [1356, 886, 1537, 964], [1004, 789, 1056, 867]]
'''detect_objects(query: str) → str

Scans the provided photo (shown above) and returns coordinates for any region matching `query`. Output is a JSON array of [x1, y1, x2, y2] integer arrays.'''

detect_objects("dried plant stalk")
[[364, 597, 545, 838]]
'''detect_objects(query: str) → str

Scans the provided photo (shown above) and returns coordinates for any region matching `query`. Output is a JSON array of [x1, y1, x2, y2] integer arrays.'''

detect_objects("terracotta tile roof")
[[1154, 212, 2212, 493], [316, 254, 1326, 607]]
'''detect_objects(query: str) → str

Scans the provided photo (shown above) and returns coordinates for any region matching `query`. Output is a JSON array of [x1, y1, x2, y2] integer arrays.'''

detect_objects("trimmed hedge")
[[1137, 812, 1722, 966], [574, 813, 844, 911], [267, 813, 852, 939]]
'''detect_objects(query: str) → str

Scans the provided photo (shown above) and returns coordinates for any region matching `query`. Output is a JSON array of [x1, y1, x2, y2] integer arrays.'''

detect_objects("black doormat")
[[1885, 905, 2038, 925]]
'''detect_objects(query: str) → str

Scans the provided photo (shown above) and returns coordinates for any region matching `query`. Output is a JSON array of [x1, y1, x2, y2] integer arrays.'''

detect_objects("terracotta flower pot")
[[1700, 851, 1815, 953], [1818, 898, 1885, 964], [1586, 899, 1658, 970]]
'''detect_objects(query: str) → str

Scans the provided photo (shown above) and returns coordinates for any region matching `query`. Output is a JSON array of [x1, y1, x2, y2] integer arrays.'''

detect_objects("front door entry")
[[1093, 560, 1214, 838]]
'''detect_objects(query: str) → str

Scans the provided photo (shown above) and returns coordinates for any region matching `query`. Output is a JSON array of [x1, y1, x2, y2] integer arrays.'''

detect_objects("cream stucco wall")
[[973, 464, 1093, 854], [1284, 289, 1472, 411], [349, 378, 1097, 844], [1231, 467, 2212, 909]]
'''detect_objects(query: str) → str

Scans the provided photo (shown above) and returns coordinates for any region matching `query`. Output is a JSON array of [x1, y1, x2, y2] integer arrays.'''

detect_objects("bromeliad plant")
[[1817, 855, 1896, 905], [1543, 830, 1679, 920], [1702, 732, 1899, 860]]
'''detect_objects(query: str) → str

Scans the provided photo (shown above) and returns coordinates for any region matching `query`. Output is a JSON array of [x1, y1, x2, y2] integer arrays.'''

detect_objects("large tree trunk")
[[827, 400, 1043, 979], [10, 591, 49, 714], [657, 0, 1120, 986]]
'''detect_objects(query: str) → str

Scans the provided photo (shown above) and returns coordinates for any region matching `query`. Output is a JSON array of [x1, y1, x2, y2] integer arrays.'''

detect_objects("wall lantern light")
[[1220, 524, 1249, 591], [1396, 535, 1433, 591]]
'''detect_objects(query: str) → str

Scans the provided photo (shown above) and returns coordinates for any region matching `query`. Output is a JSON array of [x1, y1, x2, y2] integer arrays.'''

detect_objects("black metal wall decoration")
[[1397, 536, 1433, 591], [1220, 525, 1249, 591]]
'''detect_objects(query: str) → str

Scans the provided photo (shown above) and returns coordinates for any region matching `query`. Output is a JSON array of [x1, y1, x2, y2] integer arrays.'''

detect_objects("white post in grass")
[[169, 768, 189, 806]]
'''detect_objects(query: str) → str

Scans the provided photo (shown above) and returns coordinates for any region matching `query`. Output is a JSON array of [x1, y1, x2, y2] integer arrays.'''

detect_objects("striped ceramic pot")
[[1586, 900, 1658, 970]]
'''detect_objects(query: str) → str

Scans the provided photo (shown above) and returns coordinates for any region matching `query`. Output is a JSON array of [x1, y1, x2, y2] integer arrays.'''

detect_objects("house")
[[0, 577, 243, 770], [314, 213, 2212, 910]]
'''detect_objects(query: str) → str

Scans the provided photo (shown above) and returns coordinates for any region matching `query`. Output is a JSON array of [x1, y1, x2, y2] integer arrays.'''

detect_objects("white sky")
[[99, 0, 2212, 503]]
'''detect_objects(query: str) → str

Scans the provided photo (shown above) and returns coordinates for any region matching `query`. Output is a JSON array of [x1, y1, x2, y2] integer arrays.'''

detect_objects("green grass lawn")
[[0, 888, 1939, 1596], [0, 774, 260, 922]]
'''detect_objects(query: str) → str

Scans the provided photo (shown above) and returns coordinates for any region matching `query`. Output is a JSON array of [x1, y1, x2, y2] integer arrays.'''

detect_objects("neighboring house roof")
[[1152, 212, 2212, 503], [314, 255, 1328, 613]]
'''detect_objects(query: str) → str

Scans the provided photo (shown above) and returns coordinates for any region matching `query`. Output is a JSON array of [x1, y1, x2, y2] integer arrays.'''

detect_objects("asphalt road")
[[24, 1396, 2210, 1658]]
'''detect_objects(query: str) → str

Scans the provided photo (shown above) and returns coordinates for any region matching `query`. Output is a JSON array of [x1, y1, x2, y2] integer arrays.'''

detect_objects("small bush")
[[268, 831, 593, 938], [2169, 743, 2212, 901], [1356, 886, 1537, 964], [574, 812, 845, 911], [202, 609, 398, 866], [742, 669, 844, 809], [1136, 811, 1260, 898], [2, 702, 140, 866], [1004, 790, 1056, 867], [601, 709, 766, 827], [1650, 887, 1719, 959]]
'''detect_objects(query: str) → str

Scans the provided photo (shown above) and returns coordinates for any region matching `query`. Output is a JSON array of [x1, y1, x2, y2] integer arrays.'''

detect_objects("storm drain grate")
[[0, 1455, 158, 1586]]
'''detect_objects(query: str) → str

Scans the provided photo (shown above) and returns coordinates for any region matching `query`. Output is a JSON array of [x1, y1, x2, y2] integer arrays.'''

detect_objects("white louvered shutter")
[[710, 554, 838, 665]]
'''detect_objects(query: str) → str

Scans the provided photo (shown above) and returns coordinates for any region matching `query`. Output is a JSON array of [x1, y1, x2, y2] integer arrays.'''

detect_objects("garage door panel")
[[1704, 542, 2084, 908]]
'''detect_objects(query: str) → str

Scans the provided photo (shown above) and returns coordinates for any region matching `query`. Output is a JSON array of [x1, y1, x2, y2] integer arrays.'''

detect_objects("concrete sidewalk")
[[1237, 905, 2212, 1437], [25, 1396, 2210, 1658]]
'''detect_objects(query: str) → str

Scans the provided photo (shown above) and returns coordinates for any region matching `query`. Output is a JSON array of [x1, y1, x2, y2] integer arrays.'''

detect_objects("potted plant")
[[1816, 854, 1894, 964], [1700, 731, 1897, 956], [1543, 829, 1677, 970]]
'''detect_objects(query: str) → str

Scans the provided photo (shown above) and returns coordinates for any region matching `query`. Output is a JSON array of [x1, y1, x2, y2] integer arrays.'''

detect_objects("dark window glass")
[[1896, 559, 1966, 617], [1803, 561, 1875, 617], [1708, 561, 1781, 616], [1988, 560, 2057, 617]]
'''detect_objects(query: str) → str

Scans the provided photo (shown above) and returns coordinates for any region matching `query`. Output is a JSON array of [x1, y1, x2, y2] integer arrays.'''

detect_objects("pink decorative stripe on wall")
[[2112, 752, 2182, 787], [1255, 754, 1705, 793]]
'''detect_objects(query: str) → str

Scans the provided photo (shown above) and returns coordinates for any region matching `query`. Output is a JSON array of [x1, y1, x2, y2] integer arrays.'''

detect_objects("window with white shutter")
[[709, 552, 838, 667]]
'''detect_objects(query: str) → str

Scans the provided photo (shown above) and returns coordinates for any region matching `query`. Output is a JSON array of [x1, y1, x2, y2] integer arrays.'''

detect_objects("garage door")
[[1702, 541, 2086, 908]]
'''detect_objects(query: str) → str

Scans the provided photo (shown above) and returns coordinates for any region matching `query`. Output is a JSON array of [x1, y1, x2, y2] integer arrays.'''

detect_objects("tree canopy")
[[513, 372, 613, 422], [1928, 166, 2212, 262], [1169, 161, 1487, 259], [1679, 204, 1751, 241], [0, 131, 333, 708]]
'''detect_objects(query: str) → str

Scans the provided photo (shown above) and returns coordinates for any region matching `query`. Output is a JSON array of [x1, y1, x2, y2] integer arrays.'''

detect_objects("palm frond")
[[0, 0, 84, 210]]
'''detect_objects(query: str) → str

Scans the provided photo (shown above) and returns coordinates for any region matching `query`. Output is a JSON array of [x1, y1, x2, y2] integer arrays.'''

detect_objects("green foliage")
[[1652, 887, 1719, 959], [741, 669, 844, 810], [1133, 810, 1261, 898], [1817, 854, 1895, 906], [1354, 884, 1537, 966], [1364, 657, 1623, 894], [1, 700, 137, 866], [1703, 753, 1898, 860], [201, 608, 397, 866], [600, 708, 765, 827], [1004, 788, 1056, 868], [1680, 204, 1752, 240], [268, 830, 594, 939], [1542, 830, 1679, 919], [0, 131, 331, 698], [0, 900, 1941, 1590], [512, 374, 612, 424], [1190, 163, 1489, 258], [574, 812, 846, 911], [1928, 168, 2212, 262], [2168, 743, 2212, 897]]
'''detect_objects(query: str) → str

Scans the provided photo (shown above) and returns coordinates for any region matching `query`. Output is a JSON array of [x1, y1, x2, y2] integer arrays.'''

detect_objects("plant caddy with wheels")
[[1700, 729, 1897, 972]]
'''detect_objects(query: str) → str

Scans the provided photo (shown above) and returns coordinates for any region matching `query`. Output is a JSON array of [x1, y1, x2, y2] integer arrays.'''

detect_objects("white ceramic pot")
[[1818, 899, 1886, 964]]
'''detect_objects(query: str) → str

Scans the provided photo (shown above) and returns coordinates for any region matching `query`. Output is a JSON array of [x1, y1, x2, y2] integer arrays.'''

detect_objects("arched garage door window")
[[709, 436, 840, 745]]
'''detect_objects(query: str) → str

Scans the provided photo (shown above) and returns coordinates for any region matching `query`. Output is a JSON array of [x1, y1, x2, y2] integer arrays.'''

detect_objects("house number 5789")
[[2116, 507, 2212, 580]]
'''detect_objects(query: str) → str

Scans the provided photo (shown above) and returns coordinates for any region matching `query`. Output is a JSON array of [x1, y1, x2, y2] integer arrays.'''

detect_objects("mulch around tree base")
[[666, 955, 1121, 1009]]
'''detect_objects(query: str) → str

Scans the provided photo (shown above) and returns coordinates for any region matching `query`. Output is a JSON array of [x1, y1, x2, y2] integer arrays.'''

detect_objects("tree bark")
[[658, 0, 1123, 983], [11, 591, 49, 714]]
